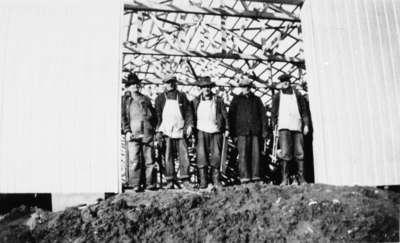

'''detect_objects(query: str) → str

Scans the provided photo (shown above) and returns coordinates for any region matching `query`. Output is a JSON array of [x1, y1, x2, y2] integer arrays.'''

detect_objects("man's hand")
[[155, 132, 163, 142], [224, 130, 230, 137], [186, 126, 193, 137], [303, 125, 309, 135], [126, 132, 132, 141]]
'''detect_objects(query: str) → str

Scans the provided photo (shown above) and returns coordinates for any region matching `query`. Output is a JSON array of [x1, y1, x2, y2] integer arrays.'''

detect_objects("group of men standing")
[[122, 72, 310, 192]]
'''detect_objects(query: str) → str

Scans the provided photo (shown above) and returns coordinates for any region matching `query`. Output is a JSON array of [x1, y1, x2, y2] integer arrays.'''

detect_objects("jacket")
[[155, 90, 194, 131], [122, 92, 157, 135], [271, 88, 310, 129], [228, 93, 267, 138], [192, 94, 229, 133], [121, 91, 131, 134]]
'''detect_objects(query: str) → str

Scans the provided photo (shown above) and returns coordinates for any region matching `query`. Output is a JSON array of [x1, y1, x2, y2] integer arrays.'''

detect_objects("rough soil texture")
[[0, 183, 399, 242]]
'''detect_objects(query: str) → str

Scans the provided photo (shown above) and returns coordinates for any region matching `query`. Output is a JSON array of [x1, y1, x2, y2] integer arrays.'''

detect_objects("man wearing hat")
[[271, 73, 310, 185], [228, 75, 268, 184], [155, 75, 194, 189], [192, 77, 229, 189], [122, 72, 157, 191]]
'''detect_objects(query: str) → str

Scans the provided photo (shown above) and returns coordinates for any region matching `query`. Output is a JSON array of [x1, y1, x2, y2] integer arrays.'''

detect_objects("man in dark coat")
[[122, 73, 157, 191], [271, 74, 310, 185], [228, 76, 268, 183], [155, 75, 194, 189], [192, 77, 229, 189]]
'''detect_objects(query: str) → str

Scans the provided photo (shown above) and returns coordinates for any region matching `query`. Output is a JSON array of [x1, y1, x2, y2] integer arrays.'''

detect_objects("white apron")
[[278, 91, 302, 132], [158, 94, 185, 138], [197, 98, 219, 133]]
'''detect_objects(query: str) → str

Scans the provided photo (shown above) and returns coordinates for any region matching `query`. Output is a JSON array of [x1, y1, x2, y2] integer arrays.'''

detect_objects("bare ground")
[[0, 183, 399, 242]]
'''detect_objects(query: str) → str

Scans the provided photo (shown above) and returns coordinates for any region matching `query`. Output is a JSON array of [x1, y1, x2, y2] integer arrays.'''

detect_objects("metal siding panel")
[[0, 1, 122, 193], [302, 0, 400, 185], [353, 0, 378, 185]]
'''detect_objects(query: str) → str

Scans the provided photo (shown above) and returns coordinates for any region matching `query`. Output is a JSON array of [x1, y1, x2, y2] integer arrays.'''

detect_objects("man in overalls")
[[271, 74, 310, 185], [228, 76, 268, 184], [122, 73, 157, 192], [155, 75, 194, 189], [192, 77, 229, 189]]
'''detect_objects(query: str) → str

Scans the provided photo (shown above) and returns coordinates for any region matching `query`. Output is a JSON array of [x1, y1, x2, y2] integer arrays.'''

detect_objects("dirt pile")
[[1, 183, 399, 242]]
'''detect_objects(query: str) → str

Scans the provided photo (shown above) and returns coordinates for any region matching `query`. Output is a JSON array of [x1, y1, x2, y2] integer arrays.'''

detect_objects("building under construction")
[[0, 0, 399, 210]]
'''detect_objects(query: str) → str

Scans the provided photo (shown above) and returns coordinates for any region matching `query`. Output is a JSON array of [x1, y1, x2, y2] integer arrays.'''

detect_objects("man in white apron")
[[271, 74, 310, 185], [155, 75, 194, 189], [122, 73, 157, 192], [192, 77, 229, 189]]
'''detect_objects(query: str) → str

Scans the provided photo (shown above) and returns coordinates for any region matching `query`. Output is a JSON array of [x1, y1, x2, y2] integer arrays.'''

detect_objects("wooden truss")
[[122, 0, 306, 104]]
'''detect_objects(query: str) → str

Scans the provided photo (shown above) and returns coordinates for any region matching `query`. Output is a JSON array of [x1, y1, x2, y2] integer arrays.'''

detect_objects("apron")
[[278, 91, 302, 132], [197, 98, 219, 133], [158, 93, 185, 138]]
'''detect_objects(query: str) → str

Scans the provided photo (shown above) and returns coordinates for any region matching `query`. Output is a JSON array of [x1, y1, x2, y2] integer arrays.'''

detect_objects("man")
[[271, 74, 310, 185], [192, 77, 229, 189], [155, 75, 194, 189], [121, 79, 133, 185], [122, 73, 157, 191], [228, 75, 268, 184]]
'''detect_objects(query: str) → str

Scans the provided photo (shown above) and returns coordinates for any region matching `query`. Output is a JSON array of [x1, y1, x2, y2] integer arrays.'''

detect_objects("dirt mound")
[[1, 184, 399, 242]]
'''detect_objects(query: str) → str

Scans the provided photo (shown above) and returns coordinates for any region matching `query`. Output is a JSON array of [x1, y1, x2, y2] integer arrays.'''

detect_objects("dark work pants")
[[237, 135, 261, 182], [165, 137, 190, 181], [278, 130, 304, 162], [196, 131, 223, 169], [127, 136, 155, 187]]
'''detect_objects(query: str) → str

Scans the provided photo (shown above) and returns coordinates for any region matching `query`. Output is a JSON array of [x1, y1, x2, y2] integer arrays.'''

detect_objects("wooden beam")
[[124, 0, 300, 22], [241, 0, 303, 5], [123, 45, 304, 63]]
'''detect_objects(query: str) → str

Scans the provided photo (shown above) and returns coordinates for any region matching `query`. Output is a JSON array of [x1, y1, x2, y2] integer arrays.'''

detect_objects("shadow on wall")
[[0, 194, 52, 214]]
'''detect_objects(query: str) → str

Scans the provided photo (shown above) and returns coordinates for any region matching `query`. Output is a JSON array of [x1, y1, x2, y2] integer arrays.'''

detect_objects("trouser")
[[278, 130, 304, 161], [164, 137, 190, 181], [127, 135, 155, 187], [237, 135, 261, 182], [196, 131, 223, 169]]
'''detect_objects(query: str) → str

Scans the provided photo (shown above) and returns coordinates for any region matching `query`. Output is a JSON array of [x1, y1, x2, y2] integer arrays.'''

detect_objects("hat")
[[197, 76, 215, 87], [278, 73, 292, 82], [123, 73, 140, 87], [238, 77, 253, 87], [162, 75, 177, 83]]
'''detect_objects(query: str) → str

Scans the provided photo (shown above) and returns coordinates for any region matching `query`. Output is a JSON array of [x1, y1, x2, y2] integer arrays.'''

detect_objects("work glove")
[[224, 130, 230, 138], [303, 125, 309, 135], [186, 126, 193, 137], [155, 132, 163, 143]]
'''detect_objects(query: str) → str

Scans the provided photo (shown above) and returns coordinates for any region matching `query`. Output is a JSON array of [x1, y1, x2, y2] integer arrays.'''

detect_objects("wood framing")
[[123, 45, 304, 63], [242, 0, 303, 5], [124, 0, 300, 22]]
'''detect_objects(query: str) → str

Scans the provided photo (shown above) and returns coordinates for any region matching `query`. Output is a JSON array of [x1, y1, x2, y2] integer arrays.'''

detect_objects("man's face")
[[201, 86, 212, 96], [240, 86, 250, 94], [164, 82, 176, 91], [128, 84, 140, 93], [281, 81, 290, 89]]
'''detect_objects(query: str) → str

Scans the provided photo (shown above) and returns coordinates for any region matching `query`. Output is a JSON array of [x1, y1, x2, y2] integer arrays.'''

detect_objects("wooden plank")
[[124, 0, 300, 22], [242, 0, 303, 5], [123, 45, 304, 63]]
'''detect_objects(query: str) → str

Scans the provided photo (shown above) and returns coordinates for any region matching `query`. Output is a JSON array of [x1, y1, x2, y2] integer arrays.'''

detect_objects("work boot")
[[165, 180, 174, 190], [297, 160, 306, 185], [280, 160, 289, 186], [211, 168, 222, 188], [181, 180, 194, 190], [199, 168, 208, 189]]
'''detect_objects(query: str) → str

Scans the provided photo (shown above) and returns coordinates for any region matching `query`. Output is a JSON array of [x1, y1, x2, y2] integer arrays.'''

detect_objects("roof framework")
[[122, 0, 305, 103]]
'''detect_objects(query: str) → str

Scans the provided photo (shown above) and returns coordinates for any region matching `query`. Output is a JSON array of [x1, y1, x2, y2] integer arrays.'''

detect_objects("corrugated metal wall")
[[0, 0, 122, 193], [302, 0, 400, 185]]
